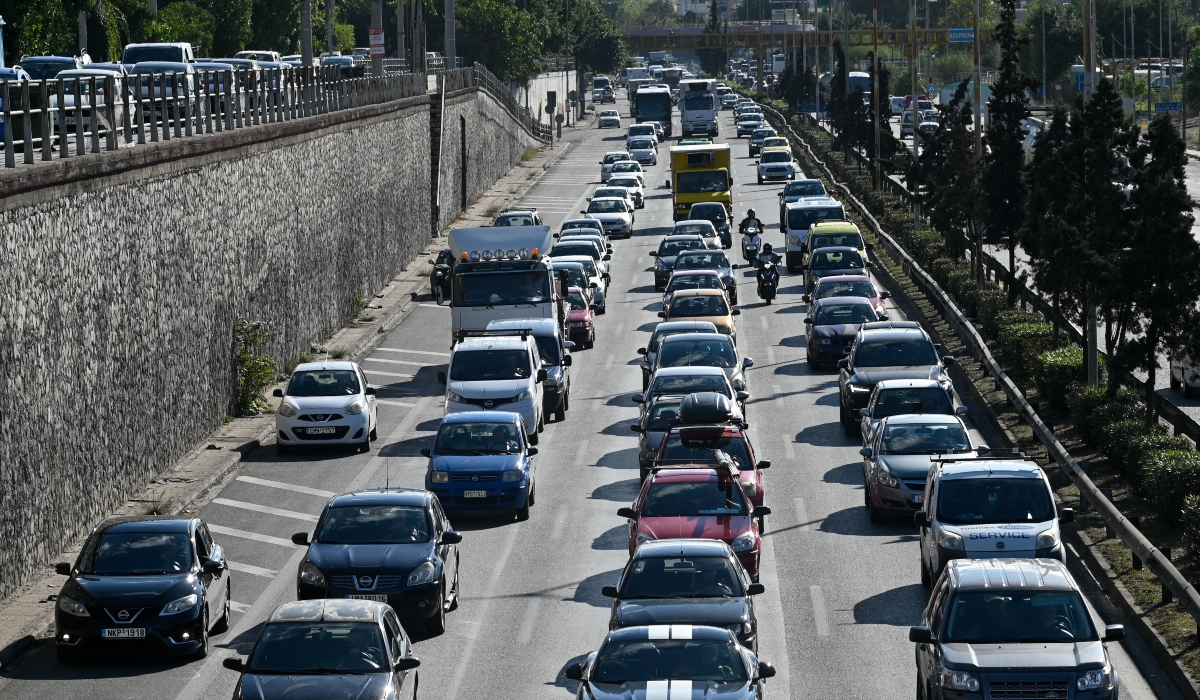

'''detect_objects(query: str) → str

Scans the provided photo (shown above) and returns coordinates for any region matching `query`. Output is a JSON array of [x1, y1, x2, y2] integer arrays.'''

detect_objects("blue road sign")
[[1155, 101, 1183, 112], [1075, 74, 1084, 91], [948, 28, 974, 42]]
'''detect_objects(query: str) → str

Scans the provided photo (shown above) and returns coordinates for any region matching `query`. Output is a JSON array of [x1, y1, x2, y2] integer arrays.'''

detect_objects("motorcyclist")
[[755, 242, 782, 271], [740, 209, 763, 265], [738, 208, 764, 235]]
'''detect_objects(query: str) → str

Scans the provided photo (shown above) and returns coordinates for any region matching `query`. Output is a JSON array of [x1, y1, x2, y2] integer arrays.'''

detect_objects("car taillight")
[[1190, 350, 1200, 364]]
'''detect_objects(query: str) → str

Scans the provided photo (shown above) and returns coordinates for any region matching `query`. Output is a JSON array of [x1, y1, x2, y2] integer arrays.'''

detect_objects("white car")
[[757, 149, 797, 183], [627, 137, 658, 166], [592, 186, 637, 212], [608, 160, 645, 187], [600, 151, 633, 183], [580, 196, 635, 238], [672, 219, 721, 249], [598, 109, 622, 128], [554, 254, 609, 307], [607, 175, 645, 208], [274, 362, 378, 454], [626, 123, 658, 144], [438, 332, 546, 440]]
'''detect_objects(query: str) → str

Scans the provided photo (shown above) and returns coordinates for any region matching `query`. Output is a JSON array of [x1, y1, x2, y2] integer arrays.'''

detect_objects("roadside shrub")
[[1102, 419, 1151, 480], [995, 314, 1056, 374], [1120, 430, 1195, 486], [930, 258, 973, 302], [904, 229, 947, 267], [234, 318, 277, 416], [1036, 346, 1085, 413], [972, 286, 1008, 335], [1184, 495, 1200, 556], [1142, 449, 1200, 524]]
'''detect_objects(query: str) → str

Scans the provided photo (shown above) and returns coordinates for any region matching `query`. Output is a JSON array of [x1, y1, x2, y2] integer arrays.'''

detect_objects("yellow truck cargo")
[[668, 143, 733, 222]]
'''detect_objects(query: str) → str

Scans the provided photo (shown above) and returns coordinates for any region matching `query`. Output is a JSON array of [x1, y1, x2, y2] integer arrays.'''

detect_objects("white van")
[[782, 198, 845, 272], [437, 329, 547, 441]]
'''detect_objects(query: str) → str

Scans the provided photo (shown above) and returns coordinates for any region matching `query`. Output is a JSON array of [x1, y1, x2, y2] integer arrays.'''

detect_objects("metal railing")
[[763, 101, 1200, 629], [0, 66, 427, 169], [468, 63, 553, 143]]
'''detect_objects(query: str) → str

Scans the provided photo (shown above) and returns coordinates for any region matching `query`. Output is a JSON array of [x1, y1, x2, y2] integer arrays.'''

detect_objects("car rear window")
[[621, 556, 745, 598], [643, 479, 748, 517], [659, 432, 751, 469], [854, 338, 938, 367]]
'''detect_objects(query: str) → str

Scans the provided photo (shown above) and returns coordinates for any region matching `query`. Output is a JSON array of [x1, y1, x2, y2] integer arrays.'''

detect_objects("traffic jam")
[[40, 70, 1125, 700]]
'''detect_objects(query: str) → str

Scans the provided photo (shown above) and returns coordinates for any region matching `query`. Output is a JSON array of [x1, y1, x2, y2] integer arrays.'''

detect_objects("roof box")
[[678, 392, 737, 425]]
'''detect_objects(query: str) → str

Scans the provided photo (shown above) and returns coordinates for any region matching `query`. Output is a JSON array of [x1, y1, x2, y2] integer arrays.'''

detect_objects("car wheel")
[[194, 610, 210, 659], [757, 176, 763, 184], [758, 515, 767, 533], [529, 428, 539, 445], [369, 424, 378, 441], [435, 285, 445, 305], [555, 401, 566, 422], [868, 499, 883, 524], [516, 499, 531, 521], [358, 434, 371, 453], [916, 672, 927, 700], [527, 481, 536, 507], [425, 584, 447, 634], [212, 580, 232, 633]]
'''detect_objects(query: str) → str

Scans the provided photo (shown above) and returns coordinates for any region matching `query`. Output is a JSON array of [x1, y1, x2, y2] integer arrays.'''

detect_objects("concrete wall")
[[0, 86, 532, 602], [511, 71, 578, 127]]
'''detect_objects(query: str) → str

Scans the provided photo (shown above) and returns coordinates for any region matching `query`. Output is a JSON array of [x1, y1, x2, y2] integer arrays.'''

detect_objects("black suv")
[[837, 321, 954, 436]]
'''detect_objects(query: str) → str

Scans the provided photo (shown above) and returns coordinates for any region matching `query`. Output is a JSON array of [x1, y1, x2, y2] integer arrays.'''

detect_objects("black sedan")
[[804, 296, 883, 370], [630, 394, 684, 477], [651, 235, 707, 290], [293, 487, 462, 634], [222, 599, 420, 700], [53, 516, 231, 661], [804, 246, 870, 293]]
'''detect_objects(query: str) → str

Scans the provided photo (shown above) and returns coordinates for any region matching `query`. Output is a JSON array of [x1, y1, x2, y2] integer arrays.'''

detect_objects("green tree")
[[571, 0, 627, 75], [147, 1, 217, 50], [458, 0, 547, 81], [628, 0, 677, 27], [250, 0, 299, 52], [778, 54, 815, 109], [696, 0, 726, 77], [911, 80, 981, 258], [200, 0, 252, 56]]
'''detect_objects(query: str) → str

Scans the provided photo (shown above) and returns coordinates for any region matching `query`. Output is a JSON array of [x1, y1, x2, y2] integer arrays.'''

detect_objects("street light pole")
[[302, 0, 314, 66], [873, 0, 880, 189]]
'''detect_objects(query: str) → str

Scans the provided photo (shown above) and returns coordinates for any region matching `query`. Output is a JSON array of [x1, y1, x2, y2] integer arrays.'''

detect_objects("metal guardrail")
[[761, 102, 1200, 629]]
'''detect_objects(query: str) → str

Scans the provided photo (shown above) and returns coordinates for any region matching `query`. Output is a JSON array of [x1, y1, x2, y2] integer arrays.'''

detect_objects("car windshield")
[[810, 250, 865, 270], [123, 46, 187, 63], [943, 591, 1097, 643], [646, 401, 683, 430], [813, 303, 876, 325], [650, 375, 730, 397], [668, 274, 723, 293], [689, 203, 728, 222], [787, 207, 844, 231], [494, 213, 537, 226], [643, 478, 748, 517], [612, 163, 641, 174], [873, 387, 953, 417], [81, 532, 193, 575], [588, 199, 628, 213], [630, 139, 654, 149], [532, 335, 561, 365], [629, 126, 654, 137], [880, 423, 970, 454], [809, 233, 864, 250], [659, 338, 737, 368], [591, 638, 747, 683], [760, 151, 790, 163], [287, 369, 361, 397], [555, 266, 588, 290], [660, 239, 702, 256], [604, 153, 631, 164], [316, 505, 432, 544], [674, 222, 716, 237], [763, 138, 788, 148], [671, 295, 730, 317], [601, 110, 618, 117], [784, 181, 826, 197], [567, 290, 589, 310], [816, 278, 876, 299], [677, 171, 729, 193], [936, 477, 1056, 525], [436, 421, 522, 455], [247, 622, 390, 674], [675, 252, 729, 271], [752, 130, 775, 139], [855, 339, 939, 367], [595, 188, 628, 199], [454, 271, 551, 306], [621, 555, 745, 599], [450, 347, 533, 380]]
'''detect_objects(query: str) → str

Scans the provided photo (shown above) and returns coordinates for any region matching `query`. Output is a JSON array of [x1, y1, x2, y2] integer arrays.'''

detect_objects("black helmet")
[[763, 243, 773, 252], [747, 208, 756, 218]]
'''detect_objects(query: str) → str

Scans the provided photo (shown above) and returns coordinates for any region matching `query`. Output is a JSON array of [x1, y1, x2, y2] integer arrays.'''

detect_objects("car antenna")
[[385, 457, 391, 490]]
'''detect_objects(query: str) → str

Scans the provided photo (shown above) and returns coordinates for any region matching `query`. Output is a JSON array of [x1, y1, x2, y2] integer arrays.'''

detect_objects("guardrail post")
[[88, 77, 101, 153], [56, 78, 70, 159], [2, 81, 13, 168], [172, 73, 183, 139], [105, 77, 118, 151], [1162, 549, 1174, 604], [1130, 517, 1143, 569], [183, 73, 193, 137], [40, 79, 52, 161], [226, 70, 236, 131], [22, 80, 35, 162]]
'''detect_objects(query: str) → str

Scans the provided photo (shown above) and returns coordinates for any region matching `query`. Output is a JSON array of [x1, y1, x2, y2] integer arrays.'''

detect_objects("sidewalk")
[[0, 127, 581, 669]]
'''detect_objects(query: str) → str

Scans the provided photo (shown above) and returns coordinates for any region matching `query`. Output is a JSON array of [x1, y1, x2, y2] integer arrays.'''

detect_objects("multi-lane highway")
[[0, 91, 1175, 699]]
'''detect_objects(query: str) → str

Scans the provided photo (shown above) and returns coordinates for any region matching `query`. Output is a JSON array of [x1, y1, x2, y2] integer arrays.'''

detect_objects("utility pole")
[[872, 0, 880, 189], [302, 0, 314, 66], [148, 0, 156, 13], [971, 0, 981, 158], [1043, 0, 1047, 105], [910, 0, 919, 227], [78, 10, 87, 56], [371, 0, 384, 76], [444, 0, 456, 68], [326, 0, 336, 55], [397, 0, 405, 66]]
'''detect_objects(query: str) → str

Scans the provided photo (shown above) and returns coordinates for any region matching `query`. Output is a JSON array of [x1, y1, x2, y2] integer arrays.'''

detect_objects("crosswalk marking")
[[235, 475, 336, 498], [363, 368, 415, 378], [374, 347, 451, 357], [208, 523, 300, 548], [212, 498, 319, 522], [363, 357, 431, 367], [228, 561, 278, 578], [376, 398, 418, 408]]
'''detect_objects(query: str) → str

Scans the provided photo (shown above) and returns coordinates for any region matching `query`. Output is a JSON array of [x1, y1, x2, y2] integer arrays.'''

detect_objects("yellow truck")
[[668, 143, 733, 222]]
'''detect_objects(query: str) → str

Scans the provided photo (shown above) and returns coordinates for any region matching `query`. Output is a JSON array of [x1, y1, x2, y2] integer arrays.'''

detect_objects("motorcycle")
[[741, 227, 761, 266], [429, 248, 454, 305], [757, 260, 779, 304]]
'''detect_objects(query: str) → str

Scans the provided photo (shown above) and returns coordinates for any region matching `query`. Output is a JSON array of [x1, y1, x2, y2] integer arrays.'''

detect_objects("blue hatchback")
[[422, 411, 537, 520]]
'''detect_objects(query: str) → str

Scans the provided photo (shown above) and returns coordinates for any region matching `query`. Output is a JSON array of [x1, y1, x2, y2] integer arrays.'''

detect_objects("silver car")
[[607, 176, 645, 208], [599, 151, 633, 182], [580, 196, 635, 238], [652, 332, 753, 392]]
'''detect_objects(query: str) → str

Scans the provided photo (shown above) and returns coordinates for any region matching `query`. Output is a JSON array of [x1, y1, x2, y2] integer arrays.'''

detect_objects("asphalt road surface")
[[0, 93, 1175, 700]]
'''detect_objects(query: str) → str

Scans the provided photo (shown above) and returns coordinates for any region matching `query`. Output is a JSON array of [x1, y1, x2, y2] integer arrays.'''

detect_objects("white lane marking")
[[755, 517, 793, 697], [227, 561, 277, 578], [541, 424, 557, 445], [447, 526, 521, 700], [363, 369, 415, 378], [229, 601, 251, 614], [376, 398, 418, 408], [760, 316, 769, 331], [574, 440, 591, 467], [515, 597, 542, 644], [767, 346, 776, 365], [375, 347, 451, 357], [418, 303, 450, 309], [551, 503, 569, 540], [207, 524, 299, 548], [605, 353, 614, 369], [236, 475, 336, 498], [363, 357, 430, 367], [810, 585, 831, 636], [794, 498, 809, 531], [211, 498, 319, 522], [782, 434, 795, 459]]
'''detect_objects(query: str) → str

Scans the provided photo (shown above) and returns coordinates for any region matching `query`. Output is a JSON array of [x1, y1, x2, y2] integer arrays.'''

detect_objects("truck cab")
[[679, 79, 719, 138], [669, 143, 733, 222]]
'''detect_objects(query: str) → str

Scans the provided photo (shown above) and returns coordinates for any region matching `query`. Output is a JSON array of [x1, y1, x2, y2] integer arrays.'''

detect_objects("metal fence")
[[466, 63, 554, 143]]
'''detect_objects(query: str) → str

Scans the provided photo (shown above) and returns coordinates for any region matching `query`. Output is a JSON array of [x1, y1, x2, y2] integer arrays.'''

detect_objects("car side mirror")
[[420, 448, 432, 458], [732, 309, 741, 315], [631, 393, 645, 404], [603, 254, 612, 261], [913, 511, 929, 528], [859, 408, 871, 417], [803, 318, 813, 324], [590, 282, 599, 288], [55, 562, 72, 576], [526, 447, 539, 456], [865, 242, 875, 251], [860, 446, 876, 459], [754, 160, 759, 164], [563, 355, 573, 367], [908, 626, 933, 644], [436, 371, 447, 385], [637, 347, 647, 355], [657, 311, 666, 318], [630, 424, 644, 433], [1059, 507, 1075, 523], [736, 391, 749, 402], [1103, 624, 1125, 642], [222, 657, 247, 673], [648, 251, 658, 257], [617, 507, 638, 519], [394, 657, 421, 671], [586, 197, 592, 201], [753, 505, 772, 517], [756, 460, 771, 469], [880, 291, 891, 299], [756, 662, 777, 679], [747, 583, 765, 595], [802, 294, 811, 302], [837, 358, 849, 370], [272, 388, 284, 397], [202, 559, 223, 574], [291, 532, 310, 546], [743, 358, 754, 368], [942, 356, 956, 365], [440, 531, 463, 545], [565, 341, 576, 349], [537, 368, 549, 382], [564, 661, 585, 681], [955, 406, 968, 416], [365, 386, 376, 395], [580, 210, 587, 215], [601, 585, 620, 598]]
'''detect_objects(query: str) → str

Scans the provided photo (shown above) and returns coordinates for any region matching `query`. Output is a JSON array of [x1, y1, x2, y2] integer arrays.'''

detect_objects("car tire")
[[868, 500, 883, 524], [1187, 384, 1197, 400], [212, 580, 232, 633], [527, 481, 536, 507], [435, 285, 445, 305], [517, 499, 531, 521], [916, 672, 928, 700], [425, 585, 447, 635], [448, 560, 461, 611], [757, 515, 767, 533], [194, 610, 210, 659], [529, 429, 539, 445], [358, 434, 371, 453], [920, 556, 932, 587], [370, 424, 378, 441], [555, 401, 566, 422]]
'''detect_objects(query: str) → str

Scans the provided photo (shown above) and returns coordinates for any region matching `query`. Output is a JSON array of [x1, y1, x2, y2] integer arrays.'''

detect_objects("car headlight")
[[431, 470, 449, 483], [938, 661, 980, 692], [1036, 529, 1059, 549], [277, 401, 297, 417], [447, 391, 468, 403], [635, 532, 655, 546], [722, 275, 735, 285], [876, 463, 900, 488], [1077, 665, 1113, 690], [516, 388, 533, 401], [730, 531, 757, 552], [58, 596, 89, 617], [814, 338, 831, 346], [938, 530, 965, 551], [299, 562, 325, 587], [848, 383, 871, 393], [728, 621, 754, 636], [345, 399, 365, 415], [160, 594, 199, 616], [790, 235, 802, 246], [502, 469, 525, 482], [408, 561, 437, 587]]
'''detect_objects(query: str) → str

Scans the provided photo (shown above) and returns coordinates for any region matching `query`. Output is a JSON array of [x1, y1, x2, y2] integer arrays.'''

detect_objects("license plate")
[[912, 495, 924, 503], [307, 427, 336, 435], [347, 594, 387, 602], [463, 490, 487, 498], [101, 628, 146, 639], [65, 117, 77, 125]]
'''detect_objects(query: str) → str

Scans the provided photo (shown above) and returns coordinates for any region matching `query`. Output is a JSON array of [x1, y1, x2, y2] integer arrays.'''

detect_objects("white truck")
[[678, 79, 718, 138], [447, 226, 563, 343]]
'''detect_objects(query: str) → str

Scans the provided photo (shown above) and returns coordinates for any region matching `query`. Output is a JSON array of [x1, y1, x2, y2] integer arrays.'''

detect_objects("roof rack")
[[861, 320, 922, 331], [930, 448, 1025, 463], [650, 452, 741, 479], [452, 328, 532, 341], [500, 207, 536, 213]]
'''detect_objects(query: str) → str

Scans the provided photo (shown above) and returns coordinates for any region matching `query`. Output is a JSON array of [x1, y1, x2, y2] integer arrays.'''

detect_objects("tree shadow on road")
[[590, 478, 641, 502], [568, 568, 623, 608]]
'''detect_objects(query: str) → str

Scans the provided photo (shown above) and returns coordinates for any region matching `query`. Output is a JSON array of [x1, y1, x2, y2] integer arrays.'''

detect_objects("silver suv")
[[911, 558, 1124, 699]]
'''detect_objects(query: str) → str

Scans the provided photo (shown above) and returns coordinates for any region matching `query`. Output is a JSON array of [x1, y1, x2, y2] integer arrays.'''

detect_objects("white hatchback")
[[274, 362, 378, 454]]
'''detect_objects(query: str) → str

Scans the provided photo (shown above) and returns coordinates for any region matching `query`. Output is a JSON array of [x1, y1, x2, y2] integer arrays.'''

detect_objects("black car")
[[292, 487, 463, 634], [638, 321, 720, 390], [688, 201, 732, 247], [53, 516, 231, 661], [564, 624, 775, 700], [651, 235, 707, 290], [602, 539, 764, 650], [838, 321, 954, 436], [804, 296, 883, 370], [804, 246, 871, 293], [630, 394, 684, 475], [222, 599, 420, 700]]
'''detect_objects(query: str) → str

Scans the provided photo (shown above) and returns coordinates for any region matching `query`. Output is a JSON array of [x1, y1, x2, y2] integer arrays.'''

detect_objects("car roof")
[[660, 332, 733, 345], [498, 209, 537, 216], [266, 599, 385, 624], [810, 245, 860, 254], [604, 150, 631, 156], [635, 538, 736, 558], [97, 516, 194, 534], [554, 255, 598, 264], [674, 220, 716, 228], [881, 413, 963, 426], [591, 197, 626, 203], [294, 360, 358, 372], [786, 198, 842, 209], [455, 336, 530, 351], [670, 269, 721, 276], [816, 274, 872, 285], [487, 318, 558, 335], [651, 467, 732, 482], [859, 327, 930, 342], [606, 625, 734, 644], [562, 218, 603, 226], [671, 288, 725, 298], [328, 487, 432, 507], [551, 260, 586, 269], [654, 366, 726, 377], [810, 221, 861, 233], [873, 378, 944, 390], [814, 295, 872, 307], [947, 558, 1076, 592], [654, 321, 719, 333], [441, 411, 522, 425], [677, 249, 725, 257], [663, 234, 704, 242], [935, 459, 1045, 480]]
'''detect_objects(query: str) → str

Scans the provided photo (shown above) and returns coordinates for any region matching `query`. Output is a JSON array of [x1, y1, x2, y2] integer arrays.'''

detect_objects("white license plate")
[[347, 594, 387, 602], [307, 427, 336, 435], [912, 494, 925, 503], [101, 628, 146, 638], [463, 490, 487, 498]]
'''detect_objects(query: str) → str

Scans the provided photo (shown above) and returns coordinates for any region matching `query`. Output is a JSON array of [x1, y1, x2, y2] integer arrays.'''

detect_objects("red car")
[[653, 424, 769, 513], [599, 88, 616, 104], [566, 286, 595, 349], [618, 464, 771, 580], [804, 274, 890, 318]]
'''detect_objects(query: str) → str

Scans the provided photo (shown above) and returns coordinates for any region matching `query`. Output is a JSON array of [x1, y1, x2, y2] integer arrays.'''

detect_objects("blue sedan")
[[422, 411, 538, 520]]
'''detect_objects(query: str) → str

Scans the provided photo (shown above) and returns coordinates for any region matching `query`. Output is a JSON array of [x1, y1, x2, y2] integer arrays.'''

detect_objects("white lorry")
[[678, 79, 718, 138]]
